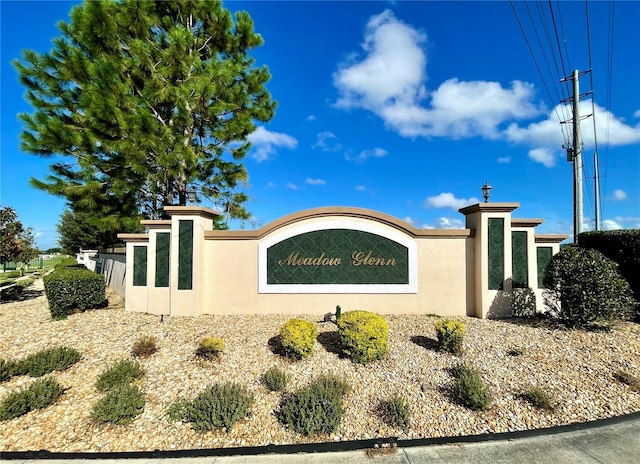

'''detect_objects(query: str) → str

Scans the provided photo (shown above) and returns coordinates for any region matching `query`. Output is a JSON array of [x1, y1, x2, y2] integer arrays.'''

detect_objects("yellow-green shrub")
[[279, 319, 317, 359], [196, 337, 224, 359], [434, 319, 465, 355], [337, 310, 388, 364]]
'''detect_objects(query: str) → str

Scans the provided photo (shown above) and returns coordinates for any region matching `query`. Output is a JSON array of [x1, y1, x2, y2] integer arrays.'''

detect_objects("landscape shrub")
[[2, 270, 21, 279], [543, 246, 636, 327], [380, 394, 410, 429], [337, 310, 388, 364], [22, 347, 82, 377], [131, 336, 159, 358], [579, 230, 640, 319], [523, 387, 554, 410], [0, 359, 23, 383], [434, 319, 465, 355], [510, 286, 538, 318], [43, 268, 106, 319], [279, 319, 317, 359], [450, 363, 493, 410], [0, 285, 23, 301], [262, 366, 289, 392], [90, 385, 146, 424], [181, 382, 254, 431], [195, 336, 224, 359], [278, 374, 349, 436], [0, 377, 64, 421], [95, 360, 144, 392]]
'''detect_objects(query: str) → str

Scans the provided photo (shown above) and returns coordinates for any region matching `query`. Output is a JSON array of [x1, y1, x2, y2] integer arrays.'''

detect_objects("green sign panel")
[[266, 229, 409, 285]]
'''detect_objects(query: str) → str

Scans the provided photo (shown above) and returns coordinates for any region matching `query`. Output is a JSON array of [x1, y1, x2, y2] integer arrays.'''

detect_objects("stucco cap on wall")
[[535, 234, 569, 244], [458, 203, 520, 215], [140, 219, 172, 228], [117, 233, 149, 242], [511, 218, 544, 228], [162, 206, 220, 219], [204, 206, 473, 240]]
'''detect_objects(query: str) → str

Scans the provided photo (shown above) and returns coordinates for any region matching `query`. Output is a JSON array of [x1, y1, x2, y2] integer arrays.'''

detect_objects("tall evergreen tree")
[[15, 0, 276, 229]]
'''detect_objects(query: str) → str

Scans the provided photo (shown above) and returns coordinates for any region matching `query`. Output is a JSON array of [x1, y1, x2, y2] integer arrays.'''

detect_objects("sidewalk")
[[4, 414, 639, 464]]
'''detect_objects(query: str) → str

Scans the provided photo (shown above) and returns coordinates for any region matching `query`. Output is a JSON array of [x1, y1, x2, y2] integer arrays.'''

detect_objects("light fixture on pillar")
[[481, 181, 492, 203], [186, 187, 197, 205]]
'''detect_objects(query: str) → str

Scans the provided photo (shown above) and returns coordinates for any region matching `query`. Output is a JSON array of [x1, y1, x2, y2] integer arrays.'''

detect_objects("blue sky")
[[1, 0, 639, 250]]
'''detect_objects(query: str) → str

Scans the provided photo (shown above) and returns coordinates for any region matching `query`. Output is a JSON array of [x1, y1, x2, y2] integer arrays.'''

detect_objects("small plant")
[[196, 336, 224, 359], [434, 319, 465, 355], [0, 377, 64, 421], [90, 385, 146, 424], [450, 363, 493, 410], [95, 359, 144, 392], [613, 370, 640, 392], [0, 359, 24, 383], [277, 374, 349, 436], [335, 305, 342, 321], [181, 382, 254, 431], [21, 347, 82, 377], [380, 394, 410, 429], [131, 335, 158, 358], [279, 319, 317, 359], [262, 366, 289, 392], [523, 386, 554, 410], [337, 310, 388, 365], [507, 346, 525, 357]]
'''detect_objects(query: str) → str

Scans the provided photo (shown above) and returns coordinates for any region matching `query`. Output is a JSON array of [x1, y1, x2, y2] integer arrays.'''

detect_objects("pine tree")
[[15, 0, 276, 229]]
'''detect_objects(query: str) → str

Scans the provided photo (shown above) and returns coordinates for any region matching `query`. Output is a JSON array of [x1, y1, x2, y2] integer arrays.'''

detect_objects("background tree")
[[57, 209, 140, 255], [0, 206, 37, 265], [15, 0, 276, 231]]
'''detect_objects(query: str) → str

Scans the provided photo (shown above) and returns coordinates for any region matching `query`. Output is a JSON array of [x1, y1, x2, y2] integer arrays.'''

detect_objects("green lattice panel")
[[267, 229, 409, 285], [155, 233, 170, 288], [511, 231, 528, 288], [488, 218, 504, 290], [133, 246, 147, 287], [178, 220, 193, 290], [537, 247, 552, 288]]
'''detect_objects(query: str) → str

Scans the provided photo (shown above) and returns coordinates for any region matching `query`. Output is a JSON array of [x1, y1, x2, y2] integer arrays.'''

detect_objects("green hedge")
[[579, 229, 640, 317], [43, 268, 106, 319]]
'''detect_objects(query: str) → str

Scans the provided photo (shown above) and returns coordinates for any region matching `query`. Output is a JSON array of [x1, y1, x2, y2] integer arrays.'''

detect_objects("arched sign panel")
[[258, 220, 417, 293]]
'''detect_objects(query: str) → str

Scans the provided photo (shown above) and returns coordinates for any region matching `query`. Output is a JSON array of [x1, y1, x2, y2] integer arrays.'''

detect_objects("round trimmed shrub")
[[196, 337, 224, 359], [543, 246, 636, 327], [434, 319, 465, 355], [337, 310, 388, 364], [279, 319, 317, 359]]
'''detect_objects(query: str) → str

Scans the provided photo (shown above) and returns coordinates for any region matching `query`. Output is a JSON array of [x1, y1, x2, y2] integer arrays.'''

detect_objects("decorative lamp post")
[[481, 181, 492, 203], [186, 188, 197, 205]]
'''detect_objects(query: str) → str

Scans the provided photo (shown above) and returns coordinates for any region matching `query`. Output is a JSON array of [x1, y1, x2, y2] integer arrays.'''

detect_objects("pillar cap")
[[458, 203, 520, 215]]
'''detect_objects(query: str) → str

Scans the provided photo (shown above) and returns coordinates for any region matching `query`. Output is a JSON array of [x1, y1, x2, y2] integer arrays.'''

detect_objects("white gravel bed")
[[1, 278, 639, 452]]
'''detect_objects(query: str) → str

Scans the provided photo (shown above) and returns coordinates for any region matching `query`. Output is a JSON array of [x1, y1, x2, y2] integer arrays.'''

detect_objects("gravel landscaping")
[[1, 278, 639, 452]]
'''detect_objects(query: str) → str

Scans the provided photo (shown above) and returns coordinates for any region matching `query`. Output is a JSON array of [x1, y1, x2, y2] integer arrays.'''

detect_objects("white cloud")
[[424, 192, 479, 210], [355, 185, 367, 191], [333, 10, 543, 139], [266, 182, 276, 188], [248, 126, 298, 162], [422, 217, 466, 229], [307, 114, 316, 121], [312, 131, 343, 152], [603, 219, 623, 230], [634, 109, 640, 118], [528, 148, 556, 167], [286, 182, 298, 190], [612, 189, 627, 201], [347, 147, 388, 162], [403, 216, 415, 225], [333, 10, 640, 160], [497, 156, 511, 163], [305, 178, 326, 186]]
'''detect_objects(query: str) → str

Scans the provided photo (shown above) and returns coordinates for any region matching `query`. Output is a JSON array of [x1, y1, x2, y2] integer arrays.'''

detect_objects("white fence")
[[77, 249, 126, 298]]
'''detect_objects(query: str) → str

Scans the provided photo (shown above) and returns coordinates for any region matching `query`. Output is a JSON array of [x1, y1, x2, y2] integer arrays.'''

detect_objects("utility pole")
[[571, 69, 584, 241], [561, 69, 587, 242], [594, 151, 600, 230]]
